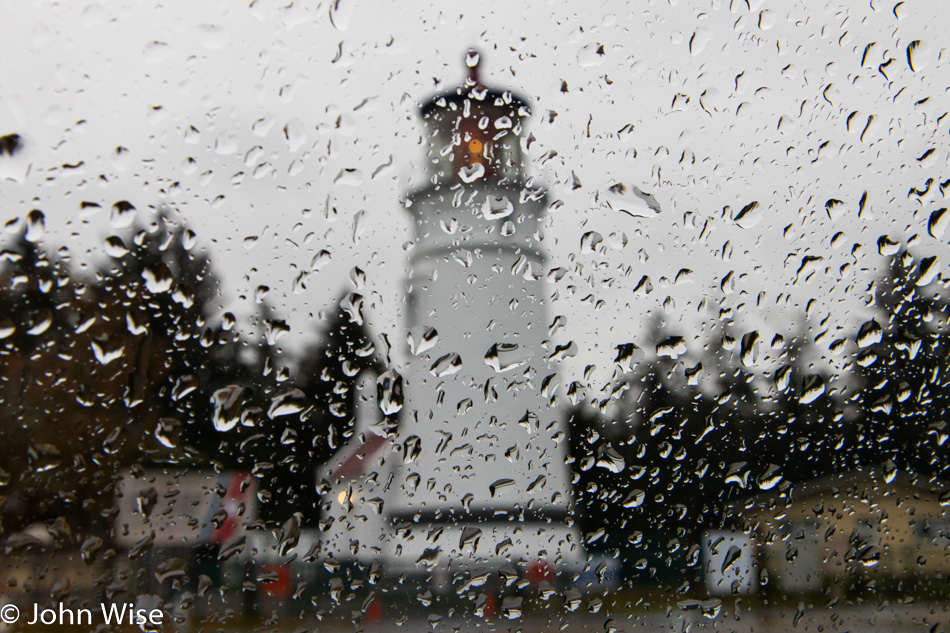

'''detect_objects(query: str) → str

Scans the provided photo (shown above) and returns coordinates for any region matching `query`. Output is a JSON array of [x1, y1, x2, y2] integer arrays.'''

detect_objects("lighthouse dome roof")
[[418, 50, 531, 119]]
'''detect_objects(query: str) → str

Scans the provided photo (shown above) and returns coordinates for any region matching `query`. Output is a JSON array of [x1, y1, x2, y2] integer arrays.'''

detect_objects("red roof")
[[328, 432, 390, 480]]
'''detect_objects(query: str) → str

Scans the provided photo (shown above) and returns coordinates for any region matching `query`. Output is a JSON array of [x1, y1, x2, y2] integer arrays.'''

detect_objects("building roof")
[[322, 431, 391, 482], [418, 51, 530, 118], [721, 465, 949, 521]]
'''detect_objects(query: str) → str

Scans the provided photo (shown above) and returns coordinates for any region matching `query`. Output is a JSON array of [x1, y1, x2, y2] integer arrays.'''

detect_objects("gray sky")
[[2, 0, 948, 394]]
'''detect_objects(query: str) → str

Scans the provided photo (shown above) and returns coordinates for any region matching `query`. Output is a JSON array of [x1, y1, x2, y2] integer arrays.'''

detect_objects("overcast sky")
[[2, 0, 948, 393]]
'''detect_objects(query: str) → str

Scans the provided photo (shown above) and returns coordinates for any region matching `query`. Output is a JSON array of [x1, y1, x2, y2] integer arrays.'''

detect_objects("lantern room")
[[419, 51, 531, 186]]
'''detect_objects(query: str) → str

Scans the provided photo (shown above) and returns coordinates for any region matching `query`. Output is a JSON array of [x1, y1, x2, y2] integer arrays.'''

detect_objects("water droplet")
[[4, 532, 46, 554], [25, 209, 44, 242], [311, 249, 332, 270], [725, 462, 750, 488], [775, 365, 792, 391], [856, 319, 882, 348], [430, 353, 462, 377], [596, 447, 625, 473], [341, 293, 364, 325], [489, 478, 515, 497], [733, 201, 761, 229], [548, 341, 578, 361], [501, 595, 523, 620], [0, 133, 23, 158], [211, 385, 247, 432], [623, 489, 645, 508], [577, 42, 606, 67], [352, 209, 368, 242], [656, 336, 686, 359], [758, 464, 783, 490], [484, 342, 530, 372], [825, 199, 845, 221], [283, 117, 307, 151], [264, 319, 290, 345], [136, 487, 158, 518], [603, 183, 661, 218], [799, 374, 825, 404], [91, 337, 125, 365], [27, 443, 62, 473], [928, 208, 948, 238], [459, 163, 485, 183], [673, 268, 694, 285], [110, 201, 136, 228], [877, 235, 900, 256], [580, 231, 604, 252], [614, 343, 643, 372], [883, 459, 898, 484], [268, 389, 308, 418], [376, 369, 404, 415], [278, 515, 301, 557], [328, 0, 355, 31], [104, 235, 129, 258], [142, 264, 173, 293], [25, 310, 52, 336], [155, 557, 188, 584], [407, 326, 438, 356], [906, 39, 930, 72], [102, 427, 124, 454], [689, 27, 713, 56], [481, 195, 513, 219], [721, 545, 742, 573], [80, 536, 103, 564], [143, 40, 172, 64], [566, 381, 586, 405], [916, 255, 939, 286], [740, 331, 759, 367], [197, 23, 229, 50], [335, 167, 364, 187], [217, 534, 246, 561], [459, 526, 482, 550]]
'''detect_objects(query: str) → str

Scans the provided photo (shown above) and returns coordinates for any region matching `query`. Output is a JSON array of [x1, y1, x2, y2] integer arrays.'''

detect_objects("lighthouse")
[[384, 52, 581, 572]]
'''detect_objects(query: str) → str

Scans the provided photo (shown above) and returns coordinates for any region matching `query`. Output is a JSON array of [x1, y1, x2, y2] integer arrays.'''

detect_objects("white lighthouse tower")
[[384, 53, 581, 572]]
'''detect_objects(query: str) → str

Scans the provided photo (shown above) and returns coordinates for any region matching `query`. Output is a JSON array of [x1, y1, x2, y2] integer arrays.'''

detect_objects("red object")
[[526, 559, 554, 584], [210, 471, 254, 545], [483, 592, 497, 618], [364, 597, 382, 624], [261, 564, 291, 599], [329, 432, 390, 480]]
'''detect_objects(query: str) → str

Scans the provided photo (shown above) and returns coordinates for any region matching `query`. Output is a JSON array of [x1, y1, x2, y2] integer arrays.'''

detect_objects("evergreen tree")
[[0, 228, 96, 531], [0, 206, 271, 534], [763, 330, 850, 483], [290, 293, 384, 524], [92, 205, 240, 464], [855, 250, 950, 478]]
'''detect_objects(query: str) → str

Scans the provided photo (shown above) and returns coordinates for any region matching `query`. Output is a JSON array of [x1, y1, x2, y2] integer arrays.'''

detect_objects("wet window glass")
[[2, 1, 949, 630]]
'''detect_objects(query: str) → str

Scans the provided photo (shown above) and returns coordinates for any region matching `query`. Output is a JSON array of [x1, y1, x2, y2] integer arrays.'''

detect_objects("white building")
[[319, 55, 582, 574], [319, 371, 392, 563]]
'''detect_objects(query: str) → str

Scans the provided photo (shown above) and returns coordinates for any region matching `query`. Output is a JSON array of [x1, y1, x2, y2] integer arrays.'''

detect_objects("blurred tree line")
[[1, 208, 947, 576], [569, 248, 950, 582], [0, 207, 377, 540]]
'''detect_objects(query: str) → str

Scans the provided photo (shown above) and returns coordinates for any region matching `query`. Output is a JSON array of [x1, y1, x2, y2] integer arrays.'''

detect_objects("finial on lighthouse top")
[[420, 50, 529, 117], [417, 50, 532, 186], [465, 49, 481, 85]]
